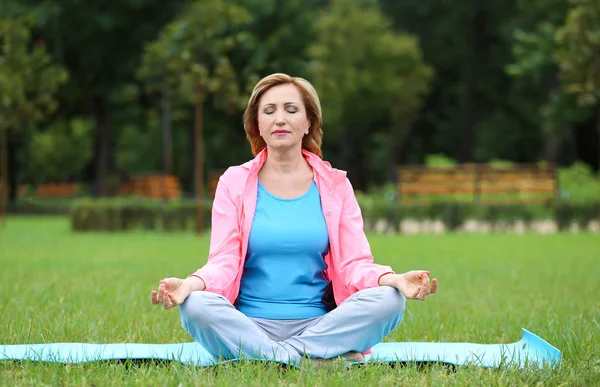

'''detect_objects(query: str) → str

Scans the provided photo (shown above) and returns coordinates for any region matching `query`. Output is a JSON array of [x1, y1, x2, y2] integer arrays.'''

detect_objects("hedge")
[[65, 197, 600, 234], [69, 198, 212, 233], [8, 197, 74, 215], [357, 199, 600, 233]]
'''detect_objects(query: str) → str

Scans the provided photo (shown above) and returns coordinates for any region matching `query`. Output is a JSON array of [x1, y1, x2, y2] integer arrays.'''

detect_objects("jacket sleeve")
[[189, 173, 243, 295], [337, 177, 395, 292]]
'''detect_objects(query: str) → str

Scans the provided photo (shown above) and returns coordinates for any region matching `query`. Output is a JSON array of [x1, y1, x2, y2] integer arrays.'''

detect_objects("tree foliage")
[[308, 0, 433, 186], [2, 0, 600, 199], [556, 0, 600, 107], [28, 118, 93, 182], [505, 0, 588, 163], [310, 0, 432, 124], [138, 0, 254, 110], [0, 14, 68, 214], [0, 15, 68, 132], [556, 0, 600, 170]]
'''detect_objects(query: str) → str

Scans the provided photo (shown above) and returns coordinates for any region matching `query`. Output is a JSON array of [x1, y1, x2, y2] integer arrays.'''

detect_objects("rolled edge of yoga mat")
[[519, 328, 562, 368], [364, 328, 561, 369], [0, 328, 561, 369]]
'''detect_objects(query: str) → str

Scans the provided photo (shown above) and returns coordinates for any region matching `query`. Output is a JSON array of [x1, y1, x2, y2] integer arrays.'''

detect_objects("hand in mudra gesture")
[[397, 270, 438, 300], [150, 277, 193, 310], [380, 271, 438, 301]]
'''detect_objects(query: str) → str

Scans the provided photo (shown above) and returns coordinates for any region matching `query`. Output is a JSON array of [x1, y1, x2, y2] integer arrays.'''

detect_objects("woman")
[[150, 73, 438, 366]]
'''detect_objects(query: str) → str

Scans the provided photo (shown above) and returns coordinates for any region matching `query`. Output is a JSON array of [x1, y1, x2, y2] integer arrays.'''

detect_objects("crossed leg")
[[179, 286, 406, 366]]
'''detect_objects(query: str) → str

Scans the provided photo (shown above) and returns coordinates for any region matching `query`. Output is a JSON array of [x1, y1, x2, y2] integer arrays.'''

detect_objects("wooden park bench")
[[398, 164, 557, 205], [119, 174, 181, 200], [35, 183, 81, 197]]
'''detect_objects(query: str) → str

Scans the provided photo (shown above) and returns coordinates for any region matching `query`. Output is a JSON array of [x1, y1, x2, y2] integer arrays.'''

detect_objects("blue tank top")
[[237, 180, 330, 319]]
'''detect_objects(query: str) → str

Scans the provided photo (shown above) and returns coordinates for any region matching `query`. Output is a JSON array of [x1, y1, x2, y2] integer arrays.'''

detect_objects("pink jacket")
[[190, 149, 394, 307]]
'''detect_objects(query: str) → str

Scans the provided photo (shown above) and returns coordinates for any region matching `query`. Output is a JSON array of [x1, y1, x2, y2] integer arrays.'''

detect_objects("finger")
[[421, 274, 431, 295], [150, 291, 158, 305], [163, 291, 172, 309], [167, 292, 177, 309], [159, 279, 169, 292], [157, 284, 166, 304], [168, 292, 178, 307], [417, 285, 426, 301], [431, 278, 438, 294]]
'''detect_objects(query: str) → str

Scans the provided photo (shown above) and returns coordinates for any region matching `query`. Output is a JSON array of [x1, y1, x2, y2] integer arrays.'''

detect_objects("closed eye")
[[263, 108, 298, 114]]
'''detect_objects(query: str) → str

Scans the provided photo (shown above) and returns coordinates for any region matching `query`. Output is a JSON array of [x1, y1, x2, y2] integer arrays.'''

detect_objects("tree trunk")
[[161, 87, 173, 200], [340, 127, 358, 189], [597, 106, 600, 172], [339, 124, 354, 181], [0, 128, 8, 227], [457, 8, 486, 163], [8, 131, 19, 202], [458, 86, 478, 163], [543, 133, 561, 164], [387, 123, 412, 183], [541, 79, 564, 164], [564, 126, 578, 164], [91, 96, 110, 196], [194, 91, 206, 234], [339, 121, 370, 191], [386, 123, 413, 231]]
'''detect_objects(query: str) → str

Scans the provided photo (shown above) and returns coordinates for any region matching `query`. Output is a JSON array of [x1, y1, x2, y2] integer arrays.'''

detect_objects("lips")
[[273, 130, 289, 135]]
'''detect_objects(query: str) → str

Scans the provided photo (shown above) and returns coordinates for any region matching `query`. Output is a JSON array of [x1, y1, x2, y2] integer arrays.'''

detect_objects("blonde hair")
[[243, 73, 323, 158]]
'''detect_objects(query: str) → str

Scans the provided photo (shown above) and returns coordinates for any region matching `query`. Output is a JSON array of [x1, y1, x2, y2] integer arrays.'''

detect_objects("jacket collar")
[[240, 148, 340, 185]]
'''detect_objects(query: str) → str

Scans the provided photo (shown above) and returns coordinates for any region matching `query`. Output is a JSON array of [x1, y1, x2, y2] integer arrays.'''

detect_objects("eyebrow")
[[262, 102, 299, 108]]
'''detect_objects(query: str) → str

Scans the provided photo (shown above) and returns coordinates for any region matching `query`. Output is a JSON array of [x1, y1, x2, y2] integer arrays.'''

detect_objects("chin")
[[266, 141, 302, 152]]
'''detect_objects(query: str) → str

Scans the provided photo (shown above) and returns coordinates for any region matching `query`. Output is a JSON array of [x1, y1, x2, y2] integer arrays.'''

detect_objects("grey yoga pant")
[[179, 286, 406, 366]]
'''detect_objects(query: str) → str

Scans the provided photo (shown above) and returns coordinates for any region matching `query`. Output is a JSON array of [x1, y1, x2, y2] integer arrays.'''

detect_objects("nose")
[[274, 111, 286, 126]]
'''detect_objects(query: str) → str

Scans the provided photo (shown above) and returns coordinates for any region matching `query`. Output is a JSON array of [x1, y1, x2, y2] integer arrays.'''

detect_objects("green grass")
[[1, 217, 599, 386]]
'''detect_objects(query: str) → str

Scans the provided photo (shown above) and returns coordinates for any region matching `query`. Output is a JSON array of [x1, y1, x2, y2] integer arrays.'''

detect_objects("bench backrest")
[[398, 164, 557, 204], [120, 175, 181, 200]]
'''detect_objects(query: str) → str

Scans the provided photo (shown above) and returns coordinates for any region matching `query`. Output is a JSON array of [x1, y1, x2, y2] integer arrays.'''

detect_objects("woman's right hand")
[[150, 277, 193, 310]]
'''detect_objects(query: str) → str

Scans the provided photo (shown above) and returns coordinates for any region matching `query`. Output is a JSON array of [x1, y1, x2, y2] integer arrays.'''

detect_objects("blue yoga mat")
[[0, 328, 560, 369]]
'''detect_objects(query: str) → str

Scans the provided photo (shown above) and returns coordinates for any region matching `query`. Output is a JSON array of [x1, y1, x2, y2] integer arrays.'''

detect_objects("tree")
[[27, 118, 93, 183], [308, 0, 433, 189], [380, 0, 520, 163], [505, 0, 587, 164], [0, 15, 68, 225], [138, 0, 254, 232], [5, 0, 193, 195], [556, 0, 600, 170]]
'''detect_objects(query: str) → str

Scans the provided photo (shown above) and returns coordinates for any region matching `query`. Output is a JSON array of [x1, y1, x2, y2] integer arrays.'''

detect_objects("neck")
[[263, 146, 306, 174]]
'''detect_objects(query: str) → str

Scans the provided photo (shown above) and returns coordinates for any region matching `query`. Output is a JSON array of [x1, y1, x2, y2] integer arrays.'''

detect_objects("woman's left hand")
[[379, 271, 438, 301]]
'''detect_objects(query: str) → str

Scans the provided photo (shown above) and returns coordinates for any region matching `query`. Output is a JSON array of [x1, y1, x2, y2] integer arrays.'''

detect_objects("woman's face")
[[257, 83, 311, 153]]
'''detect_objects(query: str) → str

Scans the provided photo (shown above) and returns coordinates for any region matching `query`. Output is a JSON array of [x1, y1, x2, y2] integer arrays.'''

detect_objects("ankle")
[[342, 351, 365, 363]]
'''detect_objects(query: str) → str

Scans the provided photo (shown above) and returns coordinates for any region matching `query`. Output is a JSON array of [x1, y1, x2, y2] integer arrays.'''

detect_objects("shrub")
[[424, 154, 457, 168], [558, 162, 600, 204], [355, 196, 599, 233], [70, 198, 212, 233], [7, 197, 73, 215], [554, 202, 600, 231]]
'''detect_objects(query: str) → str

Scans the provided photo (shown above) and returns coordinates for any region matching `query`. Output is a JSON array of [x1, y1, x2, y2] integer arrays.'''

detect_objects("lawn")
[[0, 217, 598, 386]]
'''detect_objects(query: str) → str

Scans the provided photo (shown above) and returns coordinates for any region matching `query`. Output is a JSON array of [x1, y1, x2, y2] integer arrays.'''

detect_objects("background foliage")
[[1, 0, 599, 198]]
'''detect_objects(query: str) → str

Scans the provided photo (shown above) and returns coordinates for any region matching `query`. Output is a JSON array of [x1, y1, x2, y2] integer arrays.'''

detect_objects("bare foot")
[[304, 351, 365, 369], [342, 351, 365, 363]]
